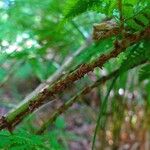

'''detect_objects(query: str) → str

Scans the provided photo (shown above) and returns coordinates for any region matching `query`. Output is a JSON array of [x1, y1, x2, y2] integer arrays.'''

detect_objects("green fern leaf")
[[119, 41, 150, 74], [64, 0, 102, 19], [125, 3, 150, 31], [139, 64, 150, 81]]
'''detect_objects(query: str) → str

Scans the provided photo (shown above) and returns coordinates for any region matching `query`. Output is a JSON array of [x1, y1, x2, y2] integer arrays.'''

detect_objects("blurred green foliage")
[[0, 116, 79, 150]]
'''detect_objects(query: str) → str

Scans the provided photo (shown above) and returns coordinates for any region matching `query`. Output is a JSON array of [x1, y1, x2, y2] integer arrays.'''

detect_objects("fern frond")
[[64, 0, 101, 19], [125, 5, 150, 31], [0, 130, 47, 150], [119, 40, 150, 74], [64, 0, 150, 34], [139, 64, 150, 81]]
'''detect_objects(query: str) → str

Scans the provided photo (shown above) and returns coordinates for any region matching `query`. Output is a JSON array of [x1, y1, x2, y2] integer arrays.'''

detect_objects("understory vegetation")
[[0, 0, 150, 149]]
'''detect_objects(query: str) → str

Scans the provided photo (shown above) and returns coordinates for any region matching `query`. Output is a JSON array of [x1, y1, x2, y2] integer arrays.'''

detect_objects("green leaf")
[[139, 64, 150, 81], [119, 41, 150, 75], [64, 0, 102, 19]]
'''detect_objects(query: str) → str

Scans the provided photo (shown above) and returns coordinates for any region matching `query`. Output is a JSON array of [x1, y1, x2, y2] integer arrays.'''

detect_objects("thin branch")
[[0, 26, 149, 131]]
